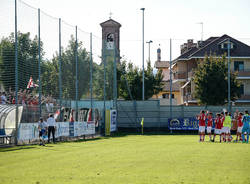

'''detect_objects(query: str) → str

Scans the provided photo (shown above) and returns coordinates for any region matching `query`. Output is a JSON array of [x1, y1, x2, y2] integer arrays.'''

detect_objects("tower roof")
[[100, 19, 122, 28]]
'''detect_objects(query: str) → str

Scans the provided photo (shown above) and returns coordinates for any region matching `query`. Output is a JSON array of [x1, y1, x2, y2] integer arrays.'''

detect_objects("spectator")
[[47, 114, 56, 143], [1, 92, 7, 104]]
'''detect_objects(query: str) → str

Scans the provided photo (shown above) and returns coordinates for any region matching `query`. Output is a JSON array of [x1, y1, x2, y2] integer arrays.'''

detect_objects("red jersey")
[[207, 116, 213, 127], [237, 116, 243, 127], [215, 117, 223, 129], [198, 114, 206, 126], [220, 116, 225, 127]]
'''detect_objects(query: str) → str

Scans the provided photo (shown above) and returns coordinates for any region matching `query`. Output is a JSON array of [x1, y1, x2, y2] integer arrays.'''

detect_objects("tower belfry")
[[100, 18, 121, 62]]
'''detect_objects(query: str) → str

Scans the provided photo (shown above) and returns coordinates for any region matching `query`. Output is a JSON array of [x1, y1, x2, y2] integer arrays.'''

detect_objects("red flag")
[[27, 77, 39, 89], [54, 110, 60, 120], [87, 109, 92, 121]]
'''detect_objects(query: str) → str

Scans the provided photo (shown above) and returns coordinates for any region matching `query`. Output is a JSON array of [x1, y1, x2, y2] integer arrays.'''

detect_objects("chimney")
[[197, 40, 204, 48], [180, 39, 197, 54]]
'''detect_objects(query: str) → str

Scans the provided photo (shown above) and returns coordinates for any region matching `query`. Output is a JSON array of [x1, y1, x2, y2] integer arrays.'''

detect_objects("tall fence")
[[0, 0, 120, 123], [117, 100, 250, 130]]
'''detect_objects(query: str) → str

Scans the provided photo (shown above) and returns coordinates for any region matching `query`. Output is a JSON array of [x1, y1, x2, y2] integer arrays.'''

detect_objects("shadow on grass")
[[0, 146, 37, 152]]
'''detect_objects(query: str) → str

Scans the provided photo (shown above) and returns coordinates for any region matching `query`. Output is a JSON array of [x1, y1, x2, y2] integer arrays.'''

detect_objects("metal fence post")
[[38, 8, 42, 118], [15, 0, 19, 145], [59, 18, 62, 120], [113, 42, 117, 110], [170, 38, 173, 119], [75, 26, 78, 121], [90, 33, 93, 119], [103, 40, 106, 135]]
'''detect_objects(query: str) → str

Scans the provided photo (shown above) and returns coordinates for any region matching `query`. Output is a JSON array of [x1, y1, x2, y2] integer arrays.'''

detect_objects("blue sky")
[[1, 0, 250, 67]]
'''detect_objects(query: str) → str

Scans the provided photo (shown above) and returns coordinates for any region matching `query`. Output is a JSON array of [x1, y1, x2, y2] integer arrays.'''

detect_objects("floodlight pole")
[[140, 8, 145, 101], [227, 38, 231, 112]]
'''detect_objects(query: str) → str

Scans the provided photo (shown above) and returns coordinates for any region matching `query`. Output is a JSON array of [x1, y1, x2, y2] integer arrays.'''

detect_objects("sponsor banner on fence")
[[168, 118, 199, 130], [105, 110, 111, 136], [18, 121, 95, 142], [110, 110, 117, 132], [18, 123, 39, 141], [55, 122, 69, 138]]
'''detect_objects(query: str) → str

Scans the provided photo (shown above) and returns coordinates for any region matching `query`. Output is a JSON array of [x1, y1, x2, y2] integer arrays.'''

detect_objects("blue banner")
[[69, 122, 74, 137], [168, 118, 199, 130]]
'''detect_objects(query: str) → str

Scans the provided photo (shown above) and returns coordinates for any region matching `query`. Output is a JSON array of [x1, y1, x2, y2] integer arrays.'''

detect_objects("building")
[[153, 47, 180, 105], [173, 34, 250, 105]]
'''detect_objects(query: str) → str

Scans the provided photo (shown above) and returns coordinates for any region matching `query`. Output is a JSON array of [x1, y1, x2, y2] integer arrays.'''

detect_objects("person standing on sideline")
[[47, 114, 56, 143], [38, 117, 47, 146]]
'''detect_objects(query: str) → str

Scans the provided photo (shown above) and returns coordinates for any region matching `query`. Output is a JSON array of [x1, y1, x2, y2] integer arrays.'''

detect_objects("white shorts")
[[214, 129, 221, 135], [222, 127, 230, 134], [207, 127, 212, 134], [199, 126, 205, 133], [237, 127, 243, 133]]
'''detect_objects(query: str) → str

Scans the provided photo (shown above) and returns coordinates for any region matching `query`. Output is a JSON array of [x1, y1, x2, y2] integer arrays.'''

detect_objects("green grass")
[[0, 135, 250, 184]]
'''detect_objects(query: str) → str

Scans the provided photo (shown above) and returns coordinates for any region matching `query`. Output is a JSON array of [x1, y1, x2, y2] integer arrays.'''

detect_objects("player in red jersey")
[[206, 112, 213, 141], [212, 113, 222, 142], [197, 110, 206, 142], [236, 112, 243, 142]]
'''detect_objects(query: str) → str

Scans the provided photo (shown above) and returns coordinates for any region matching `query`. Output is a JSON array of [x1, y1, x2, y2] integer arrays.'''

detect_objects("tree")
[[193, 55, 241, 105], [119, 60, 163, 100], [0, 32, 43, 91], [41, 36, 90, 99]]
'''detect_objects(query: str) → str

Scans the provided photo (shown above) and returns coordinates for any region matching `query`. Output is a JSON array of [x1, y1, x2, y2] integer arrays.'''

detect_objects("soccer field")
[[0, 135, 249, 184]]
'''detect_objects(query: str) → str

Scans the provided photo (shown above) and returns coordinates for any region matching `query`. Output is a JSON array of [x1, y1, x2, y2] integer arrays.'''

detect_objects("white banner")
[[18, 123, 39, 141], [110, 110, 117, 132], [55, 122, 69, 138], [18, 121, 95, 142]]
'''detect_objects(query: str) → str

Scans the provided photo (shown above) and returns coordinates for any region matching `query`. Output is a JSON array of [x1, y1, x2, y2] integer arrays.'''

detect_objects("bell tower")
[[100, 18, 121, 62]]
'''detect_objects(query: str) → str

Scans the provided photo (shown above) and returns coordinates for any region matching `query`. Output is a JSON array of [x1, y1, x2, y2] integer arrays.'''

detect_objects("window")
[[240, 84, 244, 95], [162, 93, 169, 99], [234, 61, 244, 71], [220, 42, 235, 50], [162, 93, 174, 99]]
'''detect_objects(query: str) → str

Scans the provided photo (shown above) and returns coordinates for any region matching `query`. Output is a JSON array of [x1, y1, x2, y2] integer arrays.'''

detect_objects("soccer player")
[[242, 110, 250, 143], [212, 113, 222, 142], [197, 110, 206, 142], [223, 112, 232, 142], [206, 112, 213, 141], [236, 112, 243, 142]]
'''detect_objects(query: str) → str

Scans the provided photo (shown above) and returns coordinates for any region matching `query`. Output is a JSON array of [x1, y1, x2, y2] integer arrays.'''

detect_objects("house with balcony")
[[173, 34, 250, 105], [152, 47, 180, 105]]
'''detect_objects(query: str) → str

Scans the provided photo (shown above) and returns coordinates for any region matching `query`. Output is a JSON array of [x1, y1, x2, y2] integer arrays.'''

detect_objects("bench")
[[0, 129, 13, 144]]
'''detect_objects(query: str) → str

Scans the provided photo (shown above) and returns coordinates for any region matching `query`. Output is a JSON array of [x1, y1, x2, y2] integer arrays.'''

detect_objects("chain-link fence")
[[0, 0, 120, 144]]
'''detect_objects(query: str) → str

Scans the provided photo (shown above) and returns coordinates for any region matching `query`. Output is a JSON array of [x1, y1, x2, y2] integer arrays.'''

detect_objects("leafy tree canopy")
[[193, 55, 241, 105]]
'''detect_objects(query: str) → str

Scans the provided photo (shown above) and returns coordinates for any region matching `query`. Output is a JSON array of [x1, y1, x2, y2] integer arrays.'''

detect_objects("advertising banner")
[[168, 117, 199, 130], [110, 110, 117, 132], [18, 123, 38, 141], [18, 121, 95, 142], [105, 110, 111, 136], [55, 122, 69, 138]]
